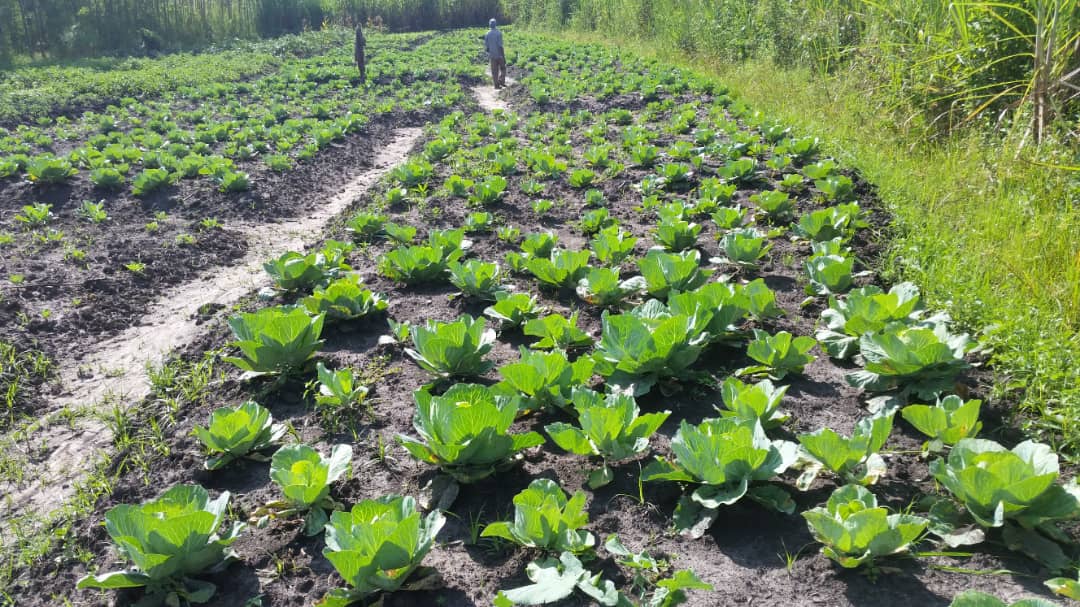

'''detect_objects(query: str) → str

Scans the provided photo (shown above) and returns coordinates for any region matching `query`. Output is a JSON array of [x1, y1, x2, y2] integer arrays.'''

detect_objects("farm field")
[[1, 28, 1077, 607]]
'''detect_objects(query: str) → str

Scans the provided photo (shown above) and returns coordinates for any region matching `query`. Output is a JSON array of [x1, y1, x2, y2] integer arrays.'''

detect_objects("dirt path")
[[472, 78, 513, 112], [0, 127, 424, 524]]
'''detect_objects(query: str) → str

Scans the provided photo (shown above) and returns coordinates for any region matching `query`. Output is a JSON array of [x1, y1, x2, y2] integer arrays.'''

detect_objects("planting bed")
[[2, 30, 1075, 607]]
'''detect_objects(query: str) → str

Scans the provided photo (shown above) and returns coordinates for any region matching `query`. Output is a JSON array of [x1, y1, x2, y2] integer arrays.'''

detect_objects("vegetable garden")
[[1, 29, 1078, 607]]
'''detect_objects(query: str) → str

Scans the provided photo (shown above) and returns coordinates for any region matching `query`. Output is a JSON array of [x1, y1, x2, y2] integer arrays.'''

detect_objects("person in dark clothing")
[[484, 19, 506, 89], [354, 24, 366, 83]]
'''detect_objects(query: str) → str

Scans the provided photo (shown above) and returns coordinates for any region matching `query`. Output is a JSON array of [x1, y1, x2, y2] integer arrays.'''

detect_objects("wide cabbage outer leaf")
[[524, 312, 594, 350], [901, 395, 982, 448], [193, 401, 287, 470], [224, 305, 325, 376], [717, 377, 789, 429], [949, 590, 1062, 607], [302, 274, 388, 322], [497, 347, 595, 413], [269, 444, 353, 535], [76, 484, 244, 597], [637, 249, 712, 299], [494, 551, 620, 607], [816, 283, 924, 359], [742, 329, 817, 380], [484, 291, 544, 329], [396, 383, 544, 482], [643, 418, 798, 536], [405, 315, 496, 378], [802, 484, 928, 569], [320, 495, 445, 606], [575, 267, 647, 308], [545, 388, 670, 486], [592, 305, 712, 396], [482, 479, 596, 553], [796, 412, 893, 489], [527, 249, 592, 289], [667, 281, 749, 343], [929, 438, 1080, 529], [846, 323, 970, 399], [1046, 574, 1080, 601]]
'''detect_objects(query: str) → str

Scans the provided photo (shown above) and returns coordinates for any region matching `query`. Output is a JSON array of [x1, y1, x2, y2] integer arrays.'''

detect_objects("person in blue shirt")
[[484, 19, 506, 89]]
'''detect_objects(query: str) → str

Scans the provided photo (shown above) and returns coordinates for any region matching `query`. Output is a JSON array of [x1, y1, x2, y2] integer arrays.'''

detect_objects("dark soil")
[[4, 40, 1065, 607]]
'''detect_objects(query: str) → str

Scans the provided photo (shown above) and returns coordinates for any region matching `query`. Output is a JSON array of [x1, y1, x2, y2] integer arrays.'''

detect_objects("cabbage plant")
[[901, 395, 982, 451], [76, 485, 244, 605], [796, 412, 894, 490], [637, 249, 711, 299], [193, 401, 287, 470], [523, 313, 594, 350], [545, 388, 670, 488], [482, 479, 595, 553], [224, 306, 325, 376], [815, 283, 925, 359], [302, 275, 388, 322], [527, 249, 592, 290], [314, 363, 370, 411], [590, 227, 638, 265], [319, 495, 445, 607], [396, 383, 544, 482], [576, 267, 646, 308], [405, 315, 495, 378], [741, 329, 816, 380], [484, 291, 544, 329], [667, 282, 748, 344], [497, 347, 595, 413], [805, 254, 854, 296], [592, 302, 712, 396], [716, 228, 772, 269], [264, 250, 344, 292], [948, 591, 1061, 607], [846, 324, 970, 399], [643, 418, 798, 537], [653, 220, 701, 252], [802, 484, 928, 569], [259, 444, 353, 536], [448, 260, 504, 301], [716, 377, 789, 429], [930, 439, 1080, 530]]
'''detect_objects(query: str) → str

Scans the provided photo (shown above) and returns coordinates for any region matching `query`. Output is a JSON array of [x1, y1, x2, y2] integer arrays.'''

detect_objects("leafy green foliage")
[[653, 220, 701, 252], [930, 439, 1080, 530], [521, 231, 559, 259], [524, 313, 594, 351], [224, 306, 324, 376], [302, 274, 388, 322], [846, 324, 971, 399], [591, 227, 638, 265], [643, 417, 797, 537], [314, 362, 369, 411], [448, 260, 504, 301], [592, 302, 712, 396], [716, 377, 789, 429], [576, 267, 647, 308], [749, 190, 795, 222], [470, 175, 508, 205], [902, 395, 982, 450], [26, 155, 78, 185], [405, 315, 495, 378], [802, 484, 928, 569], [264, 248, 348, 292], [396, 383, 544, 482], [741, 329, 817, 379], [666, 281, 749, 344], [580, 207, 616, 235], [132, 167, 174, 196], [193, 401, 286, 470], [482, 479, 596, 553], [527, 249, 592, 290], [493, 551, 620, 607], [346, 212, 387, 242], [262, 444, 352, 536], [716, 228, 772, 268], [545, 388, 669, 487], [637, 249, 711, 299], [484, 291, 545, 329], [14, 202, 52, 228], [319, 496, 445, 607], [948, 591, 1061, 607], [76, 485, 244, 605], [497, 347, 595, 413], [796, 412, 894, 489], [816, 283, 925, 359], [805, 254, 854, 296]]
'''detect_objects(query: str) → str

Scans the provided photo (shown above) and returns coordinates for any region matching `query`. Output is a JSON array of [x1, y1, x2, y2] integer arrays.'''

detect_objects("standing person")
[[354, 23, 367, 83], [484, 19, 506, 89]]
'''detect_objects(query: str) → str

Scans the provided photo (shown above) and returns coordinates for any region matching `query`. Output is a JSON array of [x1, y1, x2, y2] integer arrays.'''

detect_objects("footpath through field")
[[0, 127, 424, 527]]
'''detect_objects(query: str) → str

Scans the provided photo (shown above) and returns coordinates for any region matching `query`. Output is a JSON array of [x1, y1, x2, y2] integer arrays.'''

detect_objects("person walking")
[[484, 19, 506, 89], [354, 23, 367, 83]]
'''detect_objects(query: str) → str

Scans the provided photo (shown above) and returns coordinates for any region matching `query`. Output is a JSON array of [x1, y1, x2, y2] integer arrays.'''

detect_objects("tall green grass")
[[538, 29, 1080, 455]]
